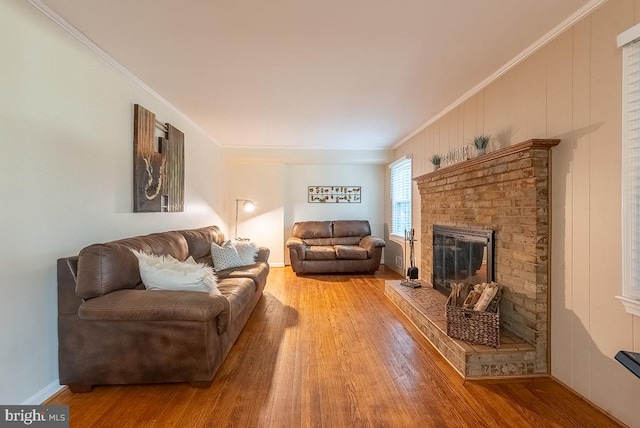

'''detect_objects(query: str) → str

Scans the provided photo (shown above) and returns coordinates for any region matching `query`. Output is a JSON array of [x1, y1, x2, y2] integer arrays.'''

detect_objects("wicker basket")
[[445, 295, 500, 348]]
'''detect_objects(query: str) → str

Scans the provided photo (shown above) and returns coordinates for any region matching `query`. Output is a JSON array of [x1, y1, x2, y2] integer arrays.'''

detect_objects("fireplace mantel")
[[415, 139, 560, 182], [411, 138, 559, 377]]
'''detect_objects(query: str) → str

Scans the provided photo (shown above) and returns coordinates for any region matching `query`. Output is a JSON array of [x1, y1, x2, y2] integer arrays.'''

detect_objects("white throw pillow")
[[132, 250, 219, 294], [234, 240, 259, 266], [211, 240, 245, 271]]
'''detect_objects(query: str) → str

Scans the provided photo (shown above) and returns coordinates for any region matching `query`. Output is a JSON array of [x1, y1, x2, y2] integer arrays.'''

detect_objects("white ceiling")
[[38, 0, 596, 151]]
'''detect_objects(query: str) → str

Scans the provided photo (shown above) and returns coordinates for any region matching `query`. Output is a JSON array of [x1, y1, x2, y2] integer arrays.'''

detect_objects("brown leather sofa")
[[57, 225, 269, 392], [286, 220, 385, 274]]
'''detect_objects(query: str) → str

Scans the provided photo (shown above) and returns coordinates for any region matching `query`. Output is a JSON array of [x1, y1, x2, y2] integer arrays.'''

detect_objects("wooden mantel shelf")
[[415, 138, 560, 182]]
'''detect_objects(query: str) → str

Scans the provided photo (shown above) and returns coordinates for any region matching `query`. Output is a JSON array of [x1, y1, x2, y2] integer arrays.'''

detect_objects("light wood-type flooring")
[[46, 266, 622, 427]]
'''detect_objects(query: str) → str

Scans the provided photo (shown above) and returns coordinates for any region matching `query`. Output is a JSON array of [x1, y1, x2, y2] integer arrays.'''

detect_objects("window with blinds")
[[618, 24, 640, 316], [389, 156, 412, 237]]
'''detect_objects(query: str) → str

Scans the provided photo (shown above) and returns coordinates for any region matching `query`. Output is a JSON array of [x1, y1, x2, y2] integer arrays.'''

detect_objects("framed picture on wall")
[[308, 186, 361, 203]]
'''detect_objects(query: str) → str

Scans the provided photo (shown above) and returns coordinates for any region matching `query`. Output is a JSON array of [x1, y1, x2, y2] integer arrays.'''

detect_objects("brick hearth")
[[385, 281, 536, 378], [387, 139, 559, 378]]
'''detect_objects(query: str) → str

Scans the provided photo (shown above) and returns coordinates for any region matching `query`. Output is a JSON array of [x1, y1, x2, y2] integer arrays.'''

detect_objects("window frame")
[[617, 23, 640, 316], [389, 156, 412, 239]]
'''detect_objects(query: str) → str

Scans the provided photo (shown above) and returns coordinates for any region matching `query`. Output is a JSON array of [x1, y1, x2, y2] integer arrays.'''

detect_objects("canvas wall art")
[[133, 104, 184, 212]]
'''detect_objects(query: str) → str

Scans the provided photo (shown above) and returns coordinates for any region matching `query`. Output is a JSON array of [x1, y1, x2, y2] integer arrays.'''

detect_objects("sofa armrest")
[[256, 246, 270, 263], [78, 289, 231, 335], [285, 237, 305, 248], [359, 235, 386, 257], [286, 237, 307, 260]]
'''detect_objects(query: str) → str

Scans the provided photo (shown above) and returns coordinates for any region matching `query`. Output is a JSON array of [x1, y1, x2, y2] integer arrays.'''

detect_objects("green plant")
[[473, 134, 490, 149], [431, 154, 441, 165], [473, 134, 491, 149]]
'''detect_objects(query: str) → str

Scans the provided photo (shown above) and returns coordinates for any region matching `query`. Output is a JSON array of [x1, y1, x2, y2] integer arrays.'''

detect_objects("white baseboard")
[[23, 379, 64, 405], [270, 262, 285, 268]]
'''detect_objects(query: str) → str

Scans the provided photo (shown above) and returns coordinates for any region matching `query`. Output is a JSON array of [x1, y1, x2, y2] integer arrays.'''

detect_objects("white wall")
[[0, 1, 228, 404], [391, 1, 640, 426], [284, 164, 384, 229], [284, 164, 385, 262], [1, 1, 392, 405], [225, 161, 286, 265], [224, 160, 386, 266]]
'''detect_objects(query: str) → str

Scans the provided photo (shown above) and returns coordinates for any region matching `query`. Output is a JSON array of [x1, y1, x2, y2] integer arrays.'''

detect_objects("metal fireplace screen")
[[432, 225, 495, 296]]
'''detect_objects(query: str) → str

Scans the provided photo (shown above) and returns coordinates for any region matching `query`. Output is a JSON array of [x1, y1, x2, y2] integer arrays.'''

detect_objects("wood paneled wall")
[[391, 1, 640, 425]]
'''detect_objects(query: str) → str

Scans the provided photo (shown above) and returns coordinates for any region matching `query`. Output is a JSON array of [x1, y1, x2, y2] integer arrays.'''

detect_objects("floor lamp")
[[234, 199, 255, 239]]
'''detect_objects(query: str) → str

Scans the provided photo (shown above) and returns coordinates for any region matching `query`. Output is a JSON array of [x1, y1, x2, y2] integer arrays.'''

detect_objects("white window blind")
[[390, 156, 412, 237], [619, 26, 640, 316]]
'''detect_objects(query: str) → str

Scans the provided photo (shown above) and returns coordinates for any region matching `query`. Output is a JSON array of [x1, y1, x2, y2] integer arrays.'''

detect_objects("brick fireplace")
[[386, 138, 559, 378]]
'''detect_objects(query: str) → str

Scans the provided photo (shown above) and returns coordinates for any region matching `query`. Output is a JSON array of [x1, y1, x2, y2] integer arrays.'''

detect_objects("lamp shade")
[[243, 200, 255, 212]]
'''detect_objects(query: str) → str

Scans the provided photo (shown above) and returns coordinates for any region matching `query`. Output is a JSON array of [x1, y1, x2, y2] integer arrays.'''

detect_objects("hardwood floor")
[[47, 266, 622, 427]]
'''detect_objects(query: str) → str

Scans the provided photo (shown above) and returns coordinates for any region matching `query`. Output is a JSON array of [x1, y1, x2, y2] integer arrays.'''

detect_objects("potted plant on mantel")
[[473, 134, 491, 156], [431, 154, 441, 171]]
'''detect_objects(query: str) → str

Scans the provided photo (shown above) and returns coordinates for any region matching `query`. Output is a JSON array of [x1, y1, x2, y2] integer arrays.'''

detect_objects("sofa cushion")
[[76, 231, 189, 299], [332, 220, 371, 238], [78, 289, 229, 324], [335, 245, 368, 260], [132, 251, 219, 294], [217, 277, 256, 322], [292, 221, 332, 239], [302, 237, 333, 246], [331, 237, 362, 246], [218, 263, 270, 293], [211, 240, 245, 271], [305, 246, 337, 260], [234, 240, 259, 265], [178, 226, 225, 264]]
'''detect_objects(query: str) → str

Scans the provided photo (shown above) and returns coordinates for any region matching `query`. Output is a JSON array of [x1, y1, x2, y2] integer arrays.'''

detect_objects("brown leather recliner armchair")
[[285, 220, 385, 275]]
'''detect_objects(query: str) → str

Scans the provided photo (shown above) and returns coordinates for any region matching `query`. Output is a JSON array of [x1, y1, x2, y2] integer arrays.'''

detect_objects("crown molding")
[[25, 0, 607, 153], [394, 0, 608, 149], [223, 146, 393, 164], [25, 0, 221, 147]]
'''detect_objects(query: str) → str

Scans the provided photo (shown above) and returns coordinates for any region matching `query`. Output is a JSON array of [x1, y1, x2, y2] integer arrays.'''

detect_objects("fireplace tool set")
[[401, 228, 421, 288]]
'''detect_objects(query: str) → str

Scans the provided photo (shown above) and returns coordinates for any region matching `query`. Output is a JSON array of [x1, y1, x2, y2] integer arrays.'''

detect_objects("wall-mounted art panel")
[[133, 104, 184, 212], [308, 186, 361, 203], [165, 124, 184, 212]]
